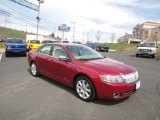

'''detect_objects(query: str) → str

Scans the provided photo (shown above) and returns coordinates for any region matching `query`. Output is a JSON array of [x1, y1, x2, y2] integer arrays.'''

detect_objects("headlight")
[[135, 71, 139, 80], [151, 50, 156, 53], [100, 75, 124, 83]]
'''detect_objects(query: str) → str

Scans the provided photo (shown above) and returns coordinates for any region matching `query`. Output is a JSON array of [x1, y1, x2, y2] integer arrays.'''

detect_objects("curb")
[[0, 48, 5, 53], [109, 49, 116, 52]]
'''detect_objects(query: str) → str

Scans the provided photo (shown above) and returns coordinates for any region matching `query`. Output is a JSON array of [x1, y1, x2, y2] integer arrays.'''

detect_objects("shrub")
[[156, 47, 160, 60]]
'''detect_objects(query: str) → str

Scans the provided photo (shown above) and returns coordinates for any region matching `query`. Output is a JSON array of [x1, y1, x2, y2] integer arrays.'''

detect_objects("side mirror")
[[59, 56, 69, 62]]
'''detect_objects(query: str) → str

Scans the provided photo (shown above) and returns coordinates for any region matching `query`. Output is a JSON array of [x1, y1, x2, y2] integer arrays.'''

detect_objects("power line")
[[0, 9, 61, 34]]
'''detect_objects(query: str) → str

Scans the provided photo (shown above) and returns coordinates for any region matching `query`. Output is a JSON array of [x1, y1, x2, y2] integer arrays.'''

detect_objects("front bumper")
[[6, 48, 27, 53], [137, 52, 155, 56], [95, 79, 140, 100]]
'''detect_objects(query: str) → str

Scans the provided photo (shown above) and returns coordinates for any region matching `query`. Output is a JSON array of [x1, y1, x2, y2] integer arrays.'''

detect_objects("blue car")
[[5, 38, 27, 57], [85, 43, 96, 50]]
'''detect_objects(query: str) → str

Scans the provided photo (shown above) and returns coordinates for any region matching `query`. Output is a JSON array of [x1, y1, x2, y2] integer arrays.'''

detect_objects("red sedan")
[[28, 43, 140, 102]]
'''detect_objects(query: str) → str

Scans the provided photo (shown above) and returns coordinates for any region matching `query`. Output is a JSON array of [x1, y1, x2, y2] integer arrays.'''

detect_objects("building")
[[132, 21, 160, 42], [118, 33, 133, 43], [118, 21, 160, 43]]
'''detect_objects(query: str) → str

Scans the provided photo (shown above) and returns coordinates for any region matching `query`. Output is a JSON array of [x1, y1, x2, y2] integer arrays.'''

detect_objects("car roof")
[[46, 43, 84, 47], [141, 42, 156, 44]]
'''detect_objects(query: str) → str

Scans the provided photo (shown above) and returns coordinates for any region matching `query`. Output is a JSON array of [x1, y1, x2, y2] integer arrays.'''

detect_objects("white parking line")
[[0, 53, 2, 61]]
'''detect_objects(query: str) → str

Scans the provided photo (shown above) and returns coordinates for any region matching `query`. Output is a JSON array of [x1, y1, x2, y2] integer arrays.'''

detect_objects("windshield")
[[67, 45, 104, 60], [30, 40, 40, 44], [140, 43, 156, 47], [6, 39, 23, 43]]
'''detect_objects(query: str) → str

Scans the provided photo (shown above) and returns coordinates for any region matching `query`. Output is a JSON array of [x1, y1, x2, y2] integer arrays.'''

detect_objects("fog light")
[[113, 93, 121, 98]]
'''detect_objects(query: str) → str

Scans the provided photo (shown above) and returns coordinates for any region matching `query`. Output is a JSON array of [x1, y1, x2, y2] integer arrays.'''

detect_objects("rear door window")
[[39, 45, 52, 55]]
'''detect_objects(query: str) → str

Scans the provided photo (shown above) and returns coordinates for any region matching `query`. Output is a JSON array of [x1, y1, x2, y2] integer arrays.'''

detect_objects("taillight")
[[5, 45, 8, 49]]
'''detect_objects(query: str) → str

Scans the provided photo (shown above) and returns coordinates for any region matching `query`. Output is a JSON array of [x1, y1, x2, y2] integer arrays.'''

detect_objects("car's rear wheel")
[[75, 76, 96, 102], [152, 55, 155, 59], [30, 62, 39, 77]]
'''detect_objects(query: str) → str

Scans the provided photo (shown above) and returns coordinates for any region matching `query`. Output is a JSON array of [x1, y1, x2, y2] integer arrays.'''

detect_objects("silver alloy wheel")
[[76, 80, 91, 99], [31, 63, 37, 76]]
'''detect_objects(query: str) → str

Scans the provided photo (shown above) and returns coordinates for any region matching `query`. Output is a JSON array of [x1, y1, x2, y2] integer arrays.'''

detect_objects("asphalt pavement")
[[0, 52, 160, 120]]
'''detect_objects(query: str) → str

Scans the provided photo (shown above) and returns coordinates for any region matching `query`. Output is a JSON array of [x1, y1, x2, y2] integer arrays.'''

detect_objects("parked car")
[[96, 45, 109, 52], [28, 43, 140, 102], [26, 40, 42, 51], [72, 41, 82, 44], [41, 40, 56, 44], [0, 39, 3, 42], [62, 40, 69, 43], [85, 43, 96, 50], [5, 38, 27, 57], [136, 42, 158, 58]]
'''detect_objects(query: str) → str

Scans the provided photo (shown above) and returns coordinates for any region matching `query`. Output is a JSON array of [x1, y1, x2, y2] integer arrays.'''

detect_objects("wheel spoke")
[[84, 91, 90, 98], [82, 80, 85, 87], [82, 91, 85, 98], [85, 88, 91, 93], [77, 85, 82, 89]]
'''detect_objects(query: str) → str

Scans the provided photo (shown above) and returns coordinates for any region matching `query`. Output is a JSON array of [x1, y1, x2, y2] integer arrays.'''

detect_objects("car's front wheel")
[[75, 76, 96, 102], [136, 54, 139, 57], [30, 62, 40, 77], [5, 52, 9, 57]]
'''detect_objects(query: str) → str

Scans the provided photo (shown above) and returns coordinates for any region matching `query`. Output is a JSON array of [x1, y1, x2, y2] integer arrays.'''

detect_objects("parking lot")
[[0, 52, 160, 120]]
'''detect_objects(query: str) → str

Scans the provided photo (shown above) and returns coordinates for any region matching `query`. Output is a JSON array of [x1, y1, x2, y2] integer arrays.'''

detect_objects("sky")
[[0, 0, 160, 43]]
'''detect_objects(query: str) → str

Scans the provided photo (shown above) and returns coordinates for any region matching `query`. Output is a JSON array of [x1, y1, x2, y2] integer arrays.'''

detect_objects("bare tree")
[[111, 33, 115, 43], [148, 32, 157, 41], [139, 28, 149, 42], [95, 31, 100, 42]]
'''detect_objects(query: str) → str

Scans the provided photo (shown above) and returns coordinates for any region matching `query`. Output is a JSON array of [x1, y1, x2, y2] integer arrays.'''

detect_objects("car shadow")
[[93, 97, 129, 106], [6, 53, 26, 57], [27, 69, 129, 106], [130, 54, 153, 59], [27, 69, 76, 96]]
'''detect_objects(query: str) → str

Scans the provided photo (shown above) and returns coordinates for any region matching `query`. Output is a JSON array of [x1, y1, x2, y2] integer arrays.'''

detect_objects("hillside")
[[0, 27, 26, 40]]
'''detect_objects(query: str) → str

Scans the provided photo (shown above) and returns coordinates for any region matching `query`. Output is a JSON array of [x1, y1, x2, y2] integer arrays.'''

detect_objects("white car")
[[136, 42, 158, 58]]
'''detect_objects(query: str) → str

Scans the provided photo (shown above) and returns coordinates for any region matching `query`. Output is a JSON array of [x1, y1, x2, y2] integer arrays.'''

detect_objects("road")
[[0, 52, 160, 120]]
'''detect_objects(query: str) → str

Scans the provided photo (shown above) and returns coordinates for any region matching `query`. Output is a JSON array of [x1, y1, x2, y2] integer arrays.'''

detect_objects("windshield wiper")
[[78, 57, 104, 61], [89, 57, 104, 60]]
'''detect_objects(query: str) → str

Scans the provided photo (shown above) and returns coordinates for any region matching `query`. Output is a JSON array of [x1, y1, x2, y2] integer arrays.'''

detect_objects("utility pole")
[[71, 22, 75, 42], [83, 30, 85, 44], [96, 30, 100, 42], [87, 32, 89, 42], [111, 33, 115, 43], [36, 0, 44, 39]]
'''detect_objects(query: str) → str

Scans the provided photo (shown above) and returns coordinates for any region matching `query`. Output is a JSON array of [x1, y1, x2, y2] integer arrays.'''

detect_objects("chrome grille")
[[140, 49, 150, 52]]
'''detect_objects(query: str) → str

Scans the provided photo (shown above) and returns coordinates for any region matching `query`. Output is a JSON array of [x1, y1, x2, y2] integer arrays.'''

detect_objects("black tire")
[[30, 62, 40, 77], [75, 76, 96, 102], [22, 52, 27, 57], [152, 55, 155, 59], [5, 52, 9, 57], [136, 54, 139, 57], [27, 47, 31, 52]]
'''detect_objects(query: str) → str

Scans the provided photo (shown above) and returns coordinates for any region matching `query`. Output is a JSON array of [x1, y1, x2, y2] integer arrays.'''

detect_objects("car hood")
[[78, 58, 135, 75], [137, 47, 156, 50], [6, 43, 25, 45]]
